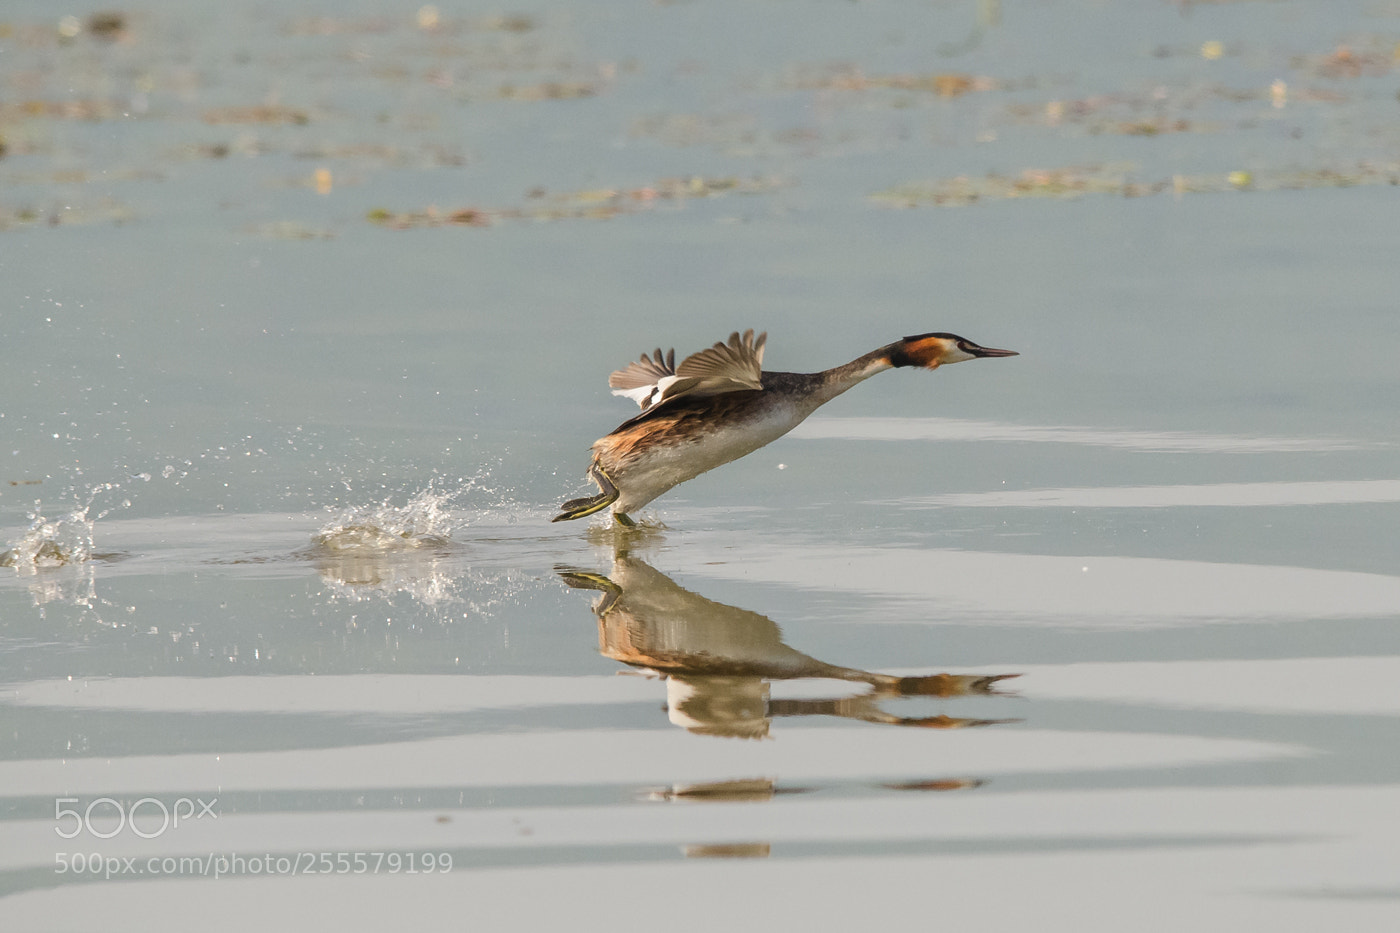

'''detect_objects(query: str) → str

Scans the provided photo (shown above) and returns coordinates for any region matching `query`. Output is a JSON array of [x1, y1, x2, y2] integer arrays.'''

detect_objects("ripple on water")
[[791, 417, 1378, 452], [913, 478, 1400, 509]]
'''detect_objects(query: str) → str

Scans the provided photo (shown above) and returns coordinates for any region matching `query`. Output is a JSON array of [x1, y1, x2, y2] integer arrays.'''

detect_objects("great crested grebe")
[[552, 329, 1017, 525]]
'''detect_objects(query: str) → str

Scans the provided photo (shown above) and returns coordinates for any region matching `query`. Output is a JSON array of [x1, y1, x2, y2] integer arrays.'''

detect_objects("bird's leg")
[[551, 460, 622, 523], [588, 465, 637, 525], [589, 460, 619, 498]]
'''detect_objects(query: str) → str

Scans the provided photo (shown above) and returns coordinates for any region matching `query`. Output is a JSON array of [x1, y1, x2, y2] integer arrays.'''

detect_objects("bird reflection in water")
[[557, 554, 1019, 740]]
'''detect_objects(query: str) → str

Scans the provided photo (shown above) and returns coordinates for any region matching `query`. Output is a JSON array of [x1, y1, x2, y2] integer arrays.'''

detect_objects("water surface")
[[3, 1, 1398, 929]]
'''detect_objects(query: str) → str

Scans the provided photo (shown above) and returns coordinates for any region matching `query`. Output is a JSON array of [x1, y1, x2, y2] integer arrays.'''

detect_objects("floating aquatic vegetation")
[[3, 2, 1398, 245], [84, 12, 127, 41], [1, 165, 163, 185], [367, 205, 492, 228], [0, 198, 135, 230], [202, 105, 312, 126], [628, 112, 866, 158], [873, 165, 1157, 206], [872, 160, 1400, 208], [0, 13, 129, 47], [55, 11, 128, 42], [787, 65, 998, 98], [1004, 86, 1291, 137], [283, 10, 533, 37], [366, 175, 784, 229], [1294, 43, 1399, 80], [1108, 119, 1201, 136], [290, 142, 466, 168], [629, 112, 760, 149], [248, 221, 335, 240], [165, 138, 465, 171], [495, 80, 598, 101], [1175, 163, 1400, 192], [0, 99, 130, 121]]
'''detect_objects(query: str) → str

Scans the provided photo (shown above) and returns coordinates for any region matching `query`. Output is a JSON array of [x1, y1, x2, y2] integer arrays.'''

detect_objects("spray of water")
[[0, 480, 137, 573], [307, 474, 532, 612], [313, 483, 461, 551]]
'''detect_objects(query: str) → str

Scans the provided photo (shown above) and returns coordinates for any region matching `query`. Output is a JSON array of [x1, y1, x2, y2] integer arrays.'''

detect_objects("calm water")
[[2, 0, 1398, 928]]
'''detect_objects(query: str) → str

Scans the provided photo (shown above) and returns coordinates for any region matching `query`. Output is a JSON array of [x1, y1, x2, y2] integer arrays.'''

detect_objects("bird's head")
[[888, 333, 1019, 370]]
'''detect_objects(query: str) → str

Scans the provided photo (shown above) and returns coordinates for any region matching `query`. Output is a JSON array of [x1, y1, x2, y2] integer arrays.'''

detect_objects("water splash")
[[308, 479, 491, 610], [312, 482, 463, 551], [0, 482, 128, 574], [0, 483, 140, 623]]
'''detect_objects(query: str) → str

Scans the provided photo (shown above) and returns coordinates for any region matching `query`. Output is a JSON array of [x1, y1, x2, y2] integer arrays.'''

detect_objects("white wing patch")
[[608, 330, 767, 411], [608, 347, 675, 408]]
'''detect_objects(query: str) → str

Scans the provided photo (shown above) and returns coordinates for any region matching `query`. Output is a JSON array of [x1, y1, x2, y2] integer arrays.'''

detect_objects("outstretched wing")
[[609, 348, 677, 409], [608, 330, 766, 412], [675, 329, 766, 395]]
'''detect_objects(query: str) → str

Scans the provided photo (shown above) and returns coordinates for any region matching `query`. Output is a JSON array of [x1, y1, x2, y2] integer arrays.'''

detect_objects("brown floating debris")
[[367, 176, 784, 229], [368, 205, 492, 229], [202, 105, 311, 126], [1, 99, 128, 121], [873, 161, 1400, 208], [496, 81, 598, 101], [790, 65, 997, 98], [250, 222, 335, 240], [1, 198, 134, 230], [87, 12, 127, 41], [1296, 43, 1398, 79]]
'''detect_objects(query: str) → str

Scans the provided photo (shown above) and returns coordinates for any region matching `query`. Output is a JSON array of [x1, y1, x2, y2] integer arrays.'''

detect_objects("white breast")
[[611, 406, 803, 513]]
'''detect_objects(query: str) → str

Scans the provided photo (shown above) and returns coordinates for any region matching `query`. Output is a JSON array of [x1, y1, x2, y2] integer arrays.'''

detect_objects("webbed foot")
[[552, 461, 622, 523]]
